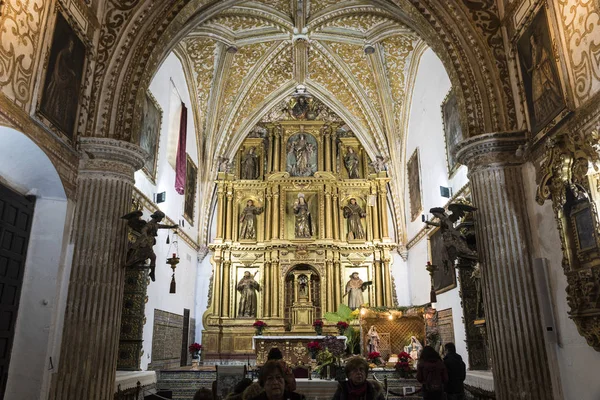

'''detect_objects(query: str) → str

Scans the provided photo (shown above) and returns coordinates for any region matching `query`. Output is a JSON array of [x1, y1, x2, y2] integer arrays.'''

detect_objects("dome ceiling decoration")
[[175, 0, 425, 245]]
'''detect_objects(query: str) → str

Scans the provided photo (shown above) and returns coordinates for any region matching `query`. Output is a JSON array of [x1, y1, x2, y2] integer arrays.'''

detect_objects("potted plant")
[[395, 351, 414, 378], [313, 319, 324, 335], [323, 304, 359, 354], [253, 320, 267, 335], [367, 351, 383, 366], [307, 341, 321, 359], [335, 321, 349, 335], [189, 342, 202, 359]]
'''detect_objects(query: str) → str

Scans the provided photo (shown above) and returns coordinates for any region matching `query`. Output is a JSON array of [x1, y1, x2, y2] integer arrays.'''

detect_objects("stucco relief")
[[218, 42, 274, 132], [0, 0, 46, 106], [460, 0, 517, 126], [556, 0, 600, 105], [183, 38, 217, 140], [206, 14, 283, 32], [309, 0, 344, 16], [325, 42, 381, 118], [313, 13, 391, 33]]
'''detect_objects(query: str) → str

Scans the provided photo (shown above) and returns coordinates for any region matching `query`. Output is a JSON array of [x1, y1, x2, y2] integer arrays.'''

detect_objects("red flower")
[[307, 341, 321, 350], [253, 320, 267, 327], [367, 351, 381, 360], [336, 321, 349, 329], [398, 351, 412, 360], [188, 343, 202, 353], [313, 319, 324, 327]]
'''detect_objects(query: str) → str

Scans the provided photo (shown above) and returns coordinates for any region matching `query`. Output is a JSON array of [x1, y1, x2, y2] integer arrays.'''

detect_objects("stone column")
[[456, 131, 554, 400], [50, 138, 146, 400]]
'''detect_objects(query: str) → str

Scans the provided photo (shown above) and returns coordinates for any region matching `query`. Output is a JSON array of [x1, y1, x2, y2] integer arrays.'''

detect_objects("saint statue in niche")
[[286, 133, 317, 177], [367, 325, 381, 353], [527, 32, 563, 128], [237, 271, 259, 317], [345, 272, 371, 310], [343, 198, 366, 240], [239, 200, 264, 240], [241, 146, 259, 180], [293, 193, 313, 238], [344, 147, 360, 179]]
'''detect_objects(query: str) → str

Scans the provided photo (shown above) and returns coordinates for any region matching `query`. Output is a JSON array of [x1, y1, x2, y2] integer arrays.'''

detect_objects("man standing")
[[443, 343, 466, 400]]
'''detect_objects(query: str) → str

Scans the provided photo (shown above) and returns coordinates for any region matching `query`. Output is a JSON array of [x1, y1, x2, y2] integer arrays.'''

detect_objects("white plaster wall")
[[523, 164, 600, 400], [391, 252, 411, 306], [134, 53, 201, 370], [401, 48, 469, 365], [0, 128, 73, 400]]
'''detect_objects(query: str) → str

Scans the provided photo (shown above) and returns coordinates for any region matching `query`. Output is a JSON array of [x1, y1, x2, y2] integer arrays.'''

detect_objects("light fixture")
[[360, 308, 366, 316], [166, 230, 180, 294], [388, 313, 393, 320]]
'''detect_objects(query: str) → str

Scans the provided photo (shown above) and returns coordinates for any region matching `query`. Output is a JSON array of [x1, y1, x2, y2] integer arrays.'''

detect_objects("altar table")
[[253, 335, 347, 365]]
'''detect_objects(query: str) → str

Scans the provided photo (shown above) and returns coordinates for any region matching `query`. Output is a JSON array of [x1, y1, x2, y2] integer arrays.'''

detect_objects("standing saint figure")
[[343, 198, 366, 240], [293, 193, 312, 238], [237, 271, 260, 317], [404, 336, 423, 360], [121, 210, 178, 282], [44, 37, 78, 132], [239, 199, 264, 240], [527, 33, 562, 127], [287, 134, 316, 176], [241, 147, 259, 180], [345, 272, 364, 310], [367, 325, 381, 353], [344, 147, 360, 179]]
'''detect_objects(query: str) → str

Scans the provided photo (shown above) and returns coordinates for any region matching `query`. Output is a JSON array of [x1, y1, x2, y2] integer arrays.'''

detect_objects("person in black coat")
[[443, 343, 466, 400]]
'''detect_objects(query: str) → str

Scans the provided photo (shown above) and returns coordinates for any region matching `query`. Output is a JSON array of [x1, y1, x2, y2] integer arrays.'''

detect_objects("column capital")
[[78, 137, 146, 182], [456, 131, 527, 172]]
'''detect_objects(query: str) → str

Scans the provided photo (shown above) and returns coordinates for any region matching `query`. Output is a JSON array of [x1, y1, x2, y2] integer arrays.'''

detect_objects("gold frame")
[[183, 154, 197, 225], [407, 148, 423, 222]]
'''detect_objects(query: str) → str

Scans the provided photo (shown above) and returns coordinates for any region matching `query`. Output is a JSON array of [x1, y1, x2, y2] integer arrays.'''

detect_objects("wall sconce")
[[166, 230, 180, 293]]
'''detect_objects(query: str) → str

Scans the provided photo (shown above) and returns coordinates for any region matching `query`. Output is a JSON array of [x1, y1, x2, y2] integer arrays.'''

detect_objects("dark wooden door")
[[0, 184, 35, 398]]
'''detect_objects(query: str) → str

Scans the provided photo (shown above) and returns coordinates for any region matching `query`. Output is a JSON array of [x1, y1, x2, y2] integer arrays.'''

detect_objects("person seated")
[[248, 360, 304, 400], [266, 347, 296, 392], [332, 357, 384, 400], [226, 378, 253, 400], [193, 387, 213, 400]]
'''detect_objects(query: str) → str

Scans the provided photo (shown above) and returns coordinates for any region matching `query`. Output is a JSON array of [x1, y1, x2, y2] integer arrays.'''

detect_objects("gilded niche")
[[536, 128, 600, 351]]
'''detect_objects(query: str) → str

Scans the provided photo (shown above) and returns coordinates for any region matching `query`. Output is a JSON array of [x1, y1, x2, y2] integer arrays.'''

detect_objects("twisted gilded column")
[[50, 138, 146, 400], [456, 131, 554, 400]]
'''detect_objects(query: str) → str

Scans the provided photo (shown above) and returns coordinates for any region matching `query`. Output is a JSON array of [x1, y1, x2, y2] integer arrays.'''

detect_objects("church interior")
[[1, 0, 600, 399]]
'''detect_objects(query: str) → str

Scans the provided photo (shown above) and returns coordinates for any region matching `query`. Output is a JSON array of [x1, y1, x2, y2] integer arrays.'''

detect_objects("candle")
[[173, 253, 176, 258]]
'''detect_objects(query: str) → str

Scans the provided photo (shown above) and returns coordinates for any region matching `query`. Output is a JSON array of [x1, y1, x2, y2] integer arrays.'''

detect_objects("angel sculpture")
[[121, 210, 178, 281], [426, 203, 478, 272]]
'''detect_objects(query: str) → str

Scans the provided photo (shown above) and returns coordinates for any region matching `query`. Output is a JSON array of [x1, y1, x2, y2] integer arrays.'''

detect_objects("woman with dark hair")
[[248, 361, 304, 400], [266, 348, 296, 392], [417, 346, 448, 400], [332, 357, 384, 400]]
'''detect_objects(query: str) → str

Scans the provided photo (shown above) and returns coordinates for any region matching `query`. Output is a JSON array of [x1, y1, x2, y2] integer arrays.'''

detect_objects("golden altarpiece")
[[202, 97, 396, 359]]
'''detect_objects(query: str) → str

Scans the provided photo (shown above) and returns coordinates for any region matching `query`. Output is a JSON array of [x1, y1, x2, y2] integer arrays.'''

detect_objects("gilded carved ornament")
[[536, 128, 600, 351]]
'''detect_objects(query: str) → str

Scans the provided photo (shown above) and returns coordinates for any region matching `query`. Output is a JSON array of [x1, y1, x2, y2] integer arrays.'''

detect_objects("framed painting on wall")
[[140, 91, 162, 182], [184, 155, 197, 225], [39, 12, 86, 140], [428, 227, 457, 294], [407, 148, 422, 222], [516, 7, 566, 135], [441, 89, 463, 177]]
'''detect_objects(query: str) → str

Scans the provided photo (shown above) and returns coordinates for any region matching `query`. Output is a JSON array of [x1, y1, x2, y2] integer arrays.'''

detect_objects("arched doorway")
[[0, 126, 71, 400]]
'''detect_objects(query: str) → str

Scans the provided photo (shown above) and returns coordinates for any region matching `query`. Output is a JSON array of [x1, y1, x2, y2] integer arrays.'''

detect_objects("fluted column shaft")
[[456, 131, 554, 400], [225, 189, 233, 241], [50, 138, 146, 400], [222, 261, 231, 317]]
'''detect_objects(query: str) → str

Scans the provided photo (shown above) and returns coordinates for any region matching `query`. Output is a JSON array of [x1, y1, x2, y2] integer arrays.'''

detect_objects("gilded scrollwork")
[[555, 0, 600, 105], [0, 0, 47, 105]]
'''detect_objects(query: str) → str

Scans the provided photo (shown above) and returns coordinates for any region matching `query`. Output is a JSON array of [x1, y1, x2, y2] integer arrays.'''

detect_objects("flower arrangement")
[[189, 343, 202, 354], [367, 351, 383, 366], [336, 321, 349, 330], [395, 351, 414, 378], [253, 320, 267, 328], [313, 319, 324, 327], [307, 341, 321, 351]]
